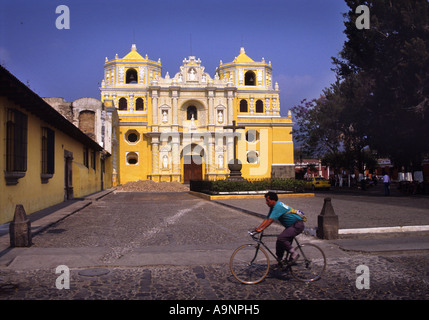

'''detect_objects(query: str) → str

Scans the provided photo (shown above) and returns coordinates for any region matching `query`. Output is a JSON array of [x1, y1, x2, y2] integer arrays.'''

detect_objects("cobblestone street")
[[1, 190, 428, 303], [0, 253, 428, 300]]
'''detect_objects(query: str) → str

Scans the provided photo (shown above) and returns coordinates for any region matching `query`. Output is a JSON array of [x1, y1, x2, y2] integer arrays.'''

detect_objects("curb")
[[339, 225, 429, 235], [189, 191, 315, 200], [332, 236, 429, 254]]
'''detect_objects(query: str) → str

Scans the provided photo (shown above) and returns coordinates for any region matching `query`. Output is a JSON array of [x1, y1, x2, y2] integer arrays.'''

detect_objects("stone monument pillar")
[[317, 198, 339, 240], [9, 204, 32, 247]]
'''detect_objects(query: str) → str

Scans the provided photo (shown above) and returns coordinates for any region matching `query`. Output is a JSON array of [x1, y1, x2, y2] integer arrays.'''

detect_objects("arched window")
[[135, 98, 144, 111], [126, 68, 138, 84], [245, 71, 256, 86], [255, 100, 264, 113], [240, 100, 248, 113], [119, 97, 127, 110], [187, 105, 197, 120]]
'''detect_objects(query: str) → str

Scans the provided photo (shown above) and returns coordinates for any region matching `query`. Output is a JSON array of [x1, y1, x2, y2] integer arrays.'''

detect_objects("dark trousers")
[[384, 183, 390, 196], [276, 221, 305, 260]]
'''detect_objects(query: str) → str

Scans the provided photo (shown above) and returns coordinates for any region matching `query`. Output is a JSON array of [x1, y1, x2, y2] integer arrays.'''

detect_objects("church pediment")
[[172, 56, 212, 85], [122, 44, 145, 60]]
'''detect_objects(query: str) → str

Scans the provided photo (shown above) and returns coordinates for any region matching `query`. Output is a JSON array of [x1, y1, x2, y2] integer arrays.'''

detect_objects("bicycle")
[[230, 230, 326, 285]]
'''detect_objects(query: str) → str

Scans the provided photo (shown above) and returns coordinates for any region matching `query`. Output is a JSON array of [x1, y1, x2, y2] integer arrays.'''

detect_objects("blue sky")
[[0, 0, 349, 117]]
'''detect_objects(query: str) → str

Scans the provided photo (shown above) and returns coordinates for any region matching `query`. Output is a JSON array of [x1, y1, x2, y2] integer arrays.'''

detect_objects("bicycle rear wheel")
[[230, 244, 270, 285], [290, 243, 326, 282]]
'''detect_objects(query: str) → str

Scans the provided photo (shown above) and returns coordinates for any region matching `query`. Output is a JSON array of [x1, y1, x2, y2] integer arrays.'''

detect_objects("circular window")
[[246, 130, 259, 143], [126, 152, 138, 165], [125, 130, 140, 144], [247, 151, 259, 164], [128, 133, 138, 142]]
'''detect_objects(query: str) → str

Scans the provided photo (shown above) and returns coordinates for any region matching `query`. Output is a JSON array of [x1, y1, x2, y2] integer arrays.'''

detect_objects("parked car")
[[306, 177, 331, 190]]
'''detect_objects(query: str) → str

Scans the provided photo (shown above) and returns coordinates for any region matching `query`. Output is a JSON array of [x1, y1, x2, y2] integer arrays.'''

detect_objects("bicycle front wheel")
[[290, 243, 326, 282], [230, 244, 270, 285]]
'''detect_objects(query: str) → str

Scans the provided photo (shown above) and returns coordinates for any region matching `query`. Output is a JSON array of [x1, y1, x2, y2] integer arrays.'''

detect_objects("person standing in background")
[[383, 171, 391, 196]]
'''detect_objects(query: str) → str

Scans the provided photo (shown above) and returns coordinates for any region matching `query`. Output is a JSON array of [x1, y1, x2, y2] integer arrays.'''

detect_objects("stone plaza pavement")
[[0, 184, 428, 301]]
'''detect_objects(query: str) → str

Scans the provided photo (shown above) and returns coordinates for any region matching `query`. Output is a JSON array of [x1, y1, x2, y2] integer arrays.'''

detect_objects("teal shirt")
[[267, 201, 303, 228]]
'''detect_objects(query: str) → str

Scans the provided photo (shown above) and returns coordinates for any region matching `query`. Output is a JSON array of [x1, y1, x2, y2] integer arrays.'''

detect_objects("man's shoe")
[[271, 262, 283, 270]]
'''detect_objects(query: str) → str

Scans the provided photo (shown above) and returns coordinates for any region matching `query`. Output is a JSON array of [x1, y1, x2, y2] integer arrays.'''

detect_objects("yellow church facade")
[[100, 45, 294, 185]]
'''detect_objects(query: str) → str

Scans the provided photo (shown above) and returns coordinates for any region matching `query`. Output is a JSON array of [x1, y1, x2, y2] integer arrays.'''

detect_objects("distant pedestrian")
[[383, 171, 390, 196]]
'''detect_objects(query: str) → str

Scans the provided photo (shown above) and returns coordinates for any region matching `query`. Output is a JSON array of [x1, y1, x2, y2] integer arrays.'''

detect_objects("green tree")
[[333, 0, 429, 171], [291, 76, 376, 175]]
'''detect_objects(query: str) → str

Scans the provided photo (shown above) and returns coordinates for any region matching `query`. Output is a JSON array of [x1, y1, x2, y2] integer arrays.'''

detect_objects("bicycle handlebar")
[[248, 230, 259, 238], [248, 230, 277, 240]]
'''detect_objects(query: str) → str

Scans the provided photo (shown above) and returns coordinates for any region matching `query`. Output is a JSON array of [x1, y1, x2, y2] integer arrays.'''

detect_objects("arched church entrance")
[[182, 143, 204, 183]]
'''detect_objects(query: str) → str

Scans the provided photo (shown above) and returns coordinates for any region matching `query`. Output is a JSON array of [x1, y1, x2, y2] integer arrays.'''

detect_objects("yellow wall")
[[0, 97, 107, 224], [272, 127, 294, 164], [237, 128, 272, 179], [118, 126, 152, 184]]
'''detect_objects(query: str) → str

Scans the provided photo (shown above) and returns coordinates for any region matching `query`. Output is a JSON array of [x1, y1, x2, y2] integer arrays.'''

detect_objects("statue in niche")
[[162, 110, 168, 123], [218, 110, 223, 123], [218, 155, 224, 168], [162, 155, 168, 169], [189, 69, 196, 81]]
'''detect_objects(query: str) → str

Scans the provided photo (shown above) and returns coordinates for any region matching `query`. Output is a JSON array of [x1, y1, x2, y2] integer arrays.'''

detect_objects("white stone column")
[[208, 91, 214, 126], [152, 89, 158, 131], [172, 96, 178, 126], [208, 134, 215, 174], [226, 133, 234, 165], [172, 135, 180, 174], [227, 93, 233, 125], [265, 96, 271, 115], [151, 136, 160, 175]]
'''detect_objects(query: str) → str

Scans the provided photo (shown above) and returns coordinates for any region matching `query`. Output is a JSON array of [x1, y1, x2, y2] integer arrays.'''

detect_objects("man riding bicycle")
[[253, 191, 306, 268]]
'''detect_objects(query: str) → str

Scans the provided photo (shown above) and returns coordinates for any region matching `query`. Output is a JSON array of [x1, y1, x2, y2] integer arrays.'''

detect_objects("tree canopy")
[[292, 0, 429, 172]]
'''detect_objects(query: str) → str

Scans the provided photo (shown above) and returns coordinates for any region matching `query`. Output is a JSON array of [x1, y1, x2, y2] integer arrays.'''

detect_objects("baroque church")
[[100, 44, 295, 185]]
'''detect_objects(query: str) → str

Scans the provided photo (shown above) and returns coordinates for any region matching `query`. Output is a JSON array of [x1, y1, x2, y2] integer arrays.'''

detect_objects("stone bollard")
[[316, 197, 339, 240], [9, 204, 32, 247]]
